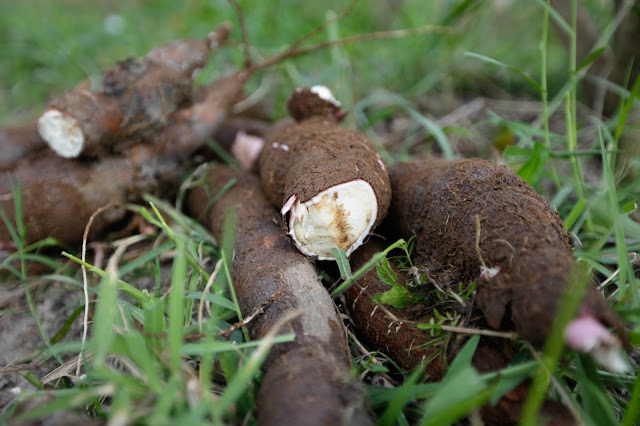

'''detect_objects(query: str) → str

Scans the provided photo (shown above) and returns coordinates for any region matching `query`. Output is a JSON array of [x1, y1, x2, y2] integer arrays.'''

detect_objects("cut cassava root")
[[385, 158, 628, 372], [37, 23, 232, 158], [258, 86, 391, 260], [1, 69, 251, 248], [187, 165, 372, 426]]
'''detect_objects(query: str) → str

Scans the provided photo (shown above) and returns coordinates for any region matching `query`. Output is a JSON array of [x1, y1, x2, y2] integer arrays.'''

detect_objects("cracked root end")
[[282, 179, 377, 260]]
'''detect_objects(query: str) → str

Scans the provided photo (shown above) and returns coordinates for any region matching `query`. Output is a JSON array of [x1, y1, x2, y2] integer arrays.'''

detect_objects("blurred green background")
[[1, 0, 607, 125]]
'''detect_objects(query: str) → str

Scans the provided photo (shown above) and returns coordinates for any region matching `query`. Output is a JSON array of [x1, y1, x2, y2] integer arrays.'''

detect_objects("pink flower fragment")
[[565, 314, 629, 373]]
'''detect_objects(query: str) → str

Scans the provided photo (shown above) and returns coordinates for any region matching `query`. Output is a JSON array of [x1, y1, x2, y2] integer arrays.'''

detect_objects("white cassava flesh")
[[564, 314, 629, 373], [310, 85, 341, 107], [37, 110, 85, 158], [281, 179, 377, 260]]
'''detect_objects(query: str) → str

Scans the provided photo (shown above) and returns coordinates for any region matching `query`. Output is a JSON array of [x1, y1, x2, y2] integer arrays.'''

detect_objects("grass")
[[1, 0, 639, 425]]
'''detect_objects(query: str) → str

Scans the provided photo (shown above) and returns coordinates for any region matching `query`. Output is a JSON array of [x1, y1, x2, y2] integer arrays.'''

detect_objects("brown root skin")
[[153, 73, 248, 159], [347, 240, 576, 426], [187, 165, 372, 426], [0, 147, 186, 247], [347, 241, 446, 380], [259, 348, 371, 426], [0, 120, 47, 167], [0, 152, 132, 245], [0, 71, 248, 249], [287, 87, 343, 122], [386, 158, 627, 350], [37, 23, 232, 158], [260, 116, 390, 209]]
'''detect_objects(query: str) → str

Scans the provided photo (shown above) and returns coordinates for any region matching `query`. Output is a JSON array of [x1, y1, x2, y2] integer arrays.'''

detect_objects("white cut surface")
[[310, 85, 341, 107], [565, 314, 629, 373], [282, 179, 377, 260], [38, 110, 85, 158]]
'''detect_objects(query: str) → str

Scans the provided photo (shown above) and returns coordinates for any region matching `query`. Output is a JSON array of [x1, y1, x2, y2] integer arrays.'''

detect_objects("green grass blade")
[[168, 238, 187, 374], [534, 0, 572, 35], [120, 332, 164, 393], [353, 93, 455, 160], [575, 355, 620, 426], [149, 375, 182, 424], [564, 91, 592, 232], [563, 198, 586, 231], [62, 252, 153, 307], [599, 127, 633, 302], [15, 386, 113, 422], [91, 275, 119, 368], [464, 52, 543, 93], [520, 266, 590, 425], [516, 141, 550, 186], [447, 334, 480, 377], [181, 334, 295, 356], [379, 364, 426, 426], [185, 292, 236, 311], [576, 47, 606, 73], [118, 241, 174, 276], [331, 248, 352, 280], [211, 312, 301, 421], [51, 304, 87, 344], [623, 370, 640, 426], [330, 238, 405, 298]]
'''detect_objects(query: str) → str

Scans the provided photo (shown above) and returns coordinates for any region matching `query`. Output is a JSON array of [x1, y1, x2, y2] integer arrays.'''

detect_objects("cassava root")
[[258, 86, 391, 260], [37, 23, 232, 158], [346, 239, 576, 425], [0, 120, 47, 167], [384, 158, 628, 372], [0, 147, 185, 246], [187, 165, 372, 426]]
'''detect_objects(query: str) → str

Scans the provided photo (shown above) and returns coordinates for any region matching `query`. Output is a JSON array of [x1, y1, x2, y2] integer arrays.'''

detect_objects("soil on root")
[[385, 158, 626, 348]]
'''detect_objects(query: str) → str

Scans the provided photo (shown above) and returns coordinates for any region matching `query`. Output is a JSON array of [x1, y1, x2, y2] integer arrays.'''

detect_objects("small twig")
[[215, 304, 263, 339], [0, 366, 36, 374], [0, 355, 40, 375], [354, 279, 516, 340], [244, 24, 451, 77], [77, 202, 119, 376], [439, 325, 517, 339], [598, 267, 621, 291], [342, 317, 377, 362], [43, 352, 93, 385], [111, 233, 149, 249], [420, 269, 467, 308], [228, 0, 252, 69], [188, 296, 274, 341]]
